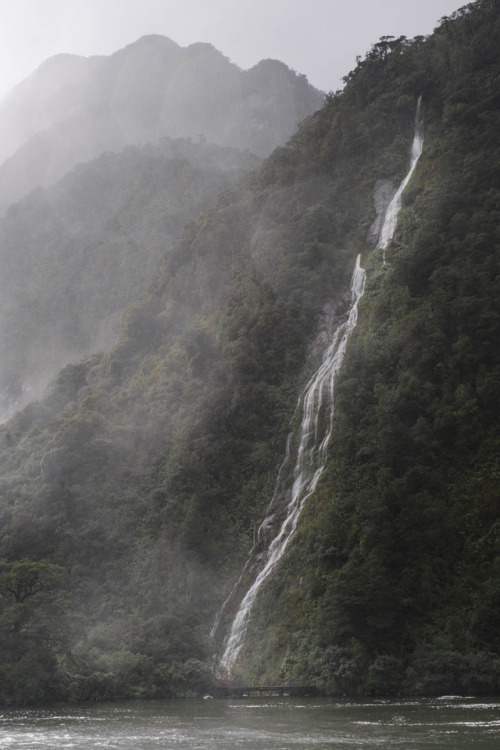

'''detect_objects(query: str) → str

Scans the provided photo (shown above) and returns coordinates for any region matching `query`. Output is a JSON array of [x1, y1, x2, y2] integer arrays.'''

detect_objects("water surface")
[[2, 696, 500, 749]]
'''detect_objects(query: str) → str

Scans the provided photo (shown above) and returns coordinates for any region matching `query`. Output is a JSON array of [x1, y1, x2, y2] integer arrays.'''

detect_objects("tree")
[[0, 559, 64, 605], [0, 559, 68, 703]]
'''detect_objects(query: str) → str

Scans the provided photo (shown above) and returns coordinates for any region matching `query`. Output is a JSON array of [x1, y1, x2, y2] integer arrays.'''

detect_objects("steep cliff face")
[[0, 0, 499, 705], [0, 35, 323, 211], [235, 0, 500, 695]]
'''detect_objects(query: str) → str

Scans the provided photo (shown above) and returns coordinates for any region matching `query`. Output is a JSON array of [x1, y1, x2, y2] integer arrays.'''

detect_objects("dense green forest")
[[1, 0, 500, 703]]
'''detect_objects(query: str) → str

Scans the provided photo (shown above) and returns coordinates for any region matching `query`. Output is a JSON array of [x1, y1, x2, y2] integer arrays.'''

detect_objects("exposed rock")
[[367, 178, 395, 247]]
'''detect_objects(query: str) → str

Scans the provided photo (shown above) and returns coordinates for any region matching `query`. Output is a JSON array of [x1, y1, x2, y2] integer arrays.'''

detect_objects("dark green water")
[[1, 696, 500, 749]]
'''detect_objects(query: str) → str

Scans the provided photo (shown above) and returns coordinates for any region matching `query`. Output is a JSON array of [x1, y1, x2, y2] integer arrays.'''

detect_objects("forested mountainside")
[[0, 138, 258, 420], [1, 0, 499, 704], [0, 35, 323, 212]]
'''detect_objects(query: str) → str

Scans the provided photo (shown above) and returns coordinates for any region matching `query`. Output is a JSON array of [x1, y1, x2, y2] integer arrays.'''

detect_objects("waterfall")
[[218, 256, 366, 676], [377, 96, 424, 261], [216, 96, 424, 677]]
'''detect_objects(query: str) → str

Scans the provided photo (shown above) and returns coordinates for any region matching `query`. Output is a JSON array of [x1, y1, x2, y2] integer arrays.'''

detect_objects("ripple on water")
[[1, 699, 500, 750]]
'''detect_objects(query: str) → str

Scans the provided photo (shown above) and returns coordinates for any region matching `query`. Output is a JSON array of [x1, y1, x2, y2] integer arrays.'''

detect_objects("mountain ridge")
[[0, 35, 323, 212]]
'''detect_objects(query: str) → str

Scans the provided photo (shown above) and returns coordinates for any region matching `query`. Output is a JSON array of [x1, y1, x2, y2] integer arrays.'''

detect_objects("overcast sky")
[[0, 0, 465, 100]]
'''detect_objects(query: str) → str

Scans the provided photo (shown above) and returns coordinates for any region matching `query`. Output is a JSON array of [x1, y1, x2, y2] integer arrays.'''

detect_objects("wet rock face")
[[309, 301, 337, 359], [367, 178, 395, 247], [309, 293, 354, 361]]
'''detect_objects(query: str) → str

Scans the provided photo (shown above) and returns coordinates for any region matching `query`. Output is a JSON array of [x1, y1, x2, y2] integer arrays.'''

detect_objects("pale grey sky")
[[0, 0, 465, 99]]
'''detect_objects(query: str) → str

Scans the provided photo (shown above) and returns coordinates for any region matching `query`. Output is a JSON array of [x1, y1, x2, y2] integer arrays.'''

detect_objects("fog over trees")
[[0, 36, 322, 417], [0, 0, 500, 705], [0, 35, 323, 211]]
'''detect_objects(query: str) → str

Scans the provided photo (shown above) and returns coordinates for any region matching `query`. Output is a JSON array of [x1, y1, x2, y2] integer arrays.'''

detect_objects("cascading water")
[[218, 257, 365, 675], [216, 97, 424, 677], [378, 96, 424, 260]]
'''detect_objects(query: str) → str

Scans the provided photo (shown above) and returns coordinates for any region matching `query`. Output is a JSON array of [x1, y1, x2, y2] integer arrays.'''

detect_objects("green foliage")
[[1, 0, 500, 703], [0, 559, 64, 604], [0, 138, 258, 416], [0, 559, 70, 704], [229, 0, 500, 696]]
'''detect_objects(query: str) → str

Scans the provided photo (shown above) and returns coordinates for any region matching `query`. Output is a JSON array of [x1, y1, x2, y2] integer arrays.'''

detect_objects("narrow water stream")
[[217, 96, 425, 676], [219, 257, 365, 674]]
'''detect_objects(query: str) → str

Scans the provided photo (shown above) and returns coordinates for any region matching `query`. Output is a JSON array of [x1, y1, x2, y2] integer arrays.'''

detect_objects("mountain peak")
[[0, 34, 323, 208], [113, 33, 181, 55]]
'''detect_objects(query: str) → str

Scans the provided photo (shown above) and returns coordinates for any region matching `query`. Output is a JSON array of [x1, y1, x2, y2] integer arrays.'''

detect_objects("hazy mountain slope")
[[0, 0, 499, 705], [0, 70, 397, 703], [0, 138, 258, 419], [0, 35, 323, 212]]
